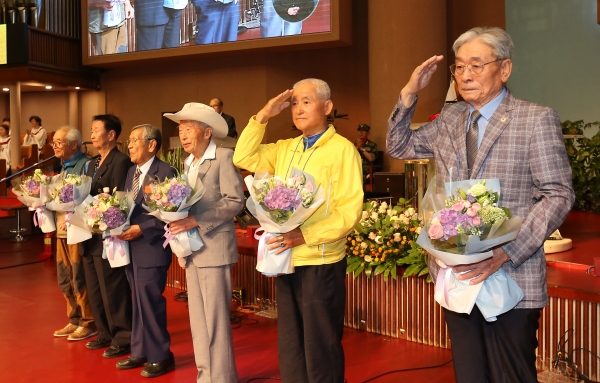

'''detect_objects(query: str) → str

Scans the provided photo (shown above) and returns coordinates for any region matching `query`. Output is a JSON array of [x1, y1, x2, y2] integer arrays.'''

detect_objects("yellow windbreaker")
[[233, 117, 364, 266]]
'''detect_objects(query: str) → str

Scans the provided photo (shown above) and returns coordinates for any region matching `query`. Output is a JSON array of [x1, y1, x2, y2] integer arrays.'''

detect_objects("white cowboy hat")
[[163, 102, 228, 138]]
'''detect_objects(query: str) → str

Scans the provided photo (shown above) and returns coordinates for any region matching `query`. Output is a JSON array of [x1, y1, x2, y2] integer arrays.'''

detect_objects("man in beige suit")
[[166, 103, 244, 383]]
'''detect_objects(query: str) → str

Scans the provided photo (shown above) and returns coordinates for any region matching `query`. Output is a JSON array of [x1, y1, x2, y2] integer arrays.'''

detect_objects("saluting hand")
[[401, 55, 445, 107], [256, 89, 294, 124]]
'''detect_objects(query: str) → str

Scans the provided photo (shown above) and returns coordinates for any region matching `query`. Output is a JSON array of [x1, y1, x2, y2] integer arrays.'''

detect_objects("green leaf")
[[353, 265, 365, 279], [346, 261, 362, 273], [390, 264, 398, 279], [374, 263, 387, 276]]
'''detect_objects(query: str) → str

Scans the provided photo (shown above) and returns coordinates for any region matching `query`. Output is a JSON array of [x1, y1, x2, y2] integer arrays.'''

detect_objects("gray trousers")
[[186, 264, 238, 383]]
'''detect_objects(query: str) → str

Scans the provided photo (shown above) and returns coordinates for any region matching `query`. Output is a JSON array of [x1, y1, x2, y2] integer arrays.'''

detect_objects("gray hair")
[[293, 78, 331, 101], [131, 124, 163, 152], [56, 126, 82, 147], [452, 27, 513, 60]]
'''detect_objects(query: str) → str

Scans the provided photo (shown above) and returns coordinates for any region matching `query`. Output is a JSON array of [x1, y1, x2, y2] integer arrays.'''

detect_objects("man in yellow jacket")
[[233, 78, 363, 382]]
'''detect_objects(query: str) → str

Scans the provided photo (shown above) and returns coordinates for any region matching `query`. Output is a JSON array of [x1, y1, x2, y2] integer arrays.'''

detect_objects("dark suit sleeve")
[[138, 163, 177, 240], [113, 154, 133, 192]]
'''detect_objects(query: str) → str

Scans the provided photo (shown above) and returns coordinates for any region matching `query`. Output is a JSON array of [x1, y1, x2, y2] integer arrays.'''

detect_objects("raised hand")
[[256, 89, 294, 124], [401, 55, 445, 107]]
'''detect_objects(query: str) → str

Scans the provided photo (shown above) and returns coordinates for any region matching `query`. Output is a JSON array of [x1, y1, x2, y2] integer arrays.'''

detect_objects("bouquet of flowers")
[[12, 169, 55, 233], [416, 177, 524, 321], [46, 174, 93, 244], [346, 199, 429, 282], [245, 168, 325, 276], [143, 173, 206, 258]]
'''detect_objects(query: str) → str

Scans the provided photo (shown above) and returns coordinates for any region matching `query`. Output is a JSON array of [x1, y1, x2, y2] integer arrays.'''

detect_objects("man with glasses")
[[82, 114, 133, 359], [210, 98, 237, 138], [114, 125, 176, 378], [386, 27, 574, 383], [51, 127, 97, 341]]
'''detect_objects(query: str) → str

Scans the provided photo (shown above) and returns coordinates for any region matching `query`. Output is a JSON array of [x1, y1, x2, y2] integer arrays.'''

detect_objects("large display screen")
[[83, 0, 348, 66]]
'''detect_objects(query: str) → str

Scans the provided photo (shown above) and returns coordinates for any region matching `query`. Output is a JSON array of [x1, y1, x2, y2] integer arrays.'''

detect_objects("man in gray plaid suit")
[[386, 27, 574, 383]]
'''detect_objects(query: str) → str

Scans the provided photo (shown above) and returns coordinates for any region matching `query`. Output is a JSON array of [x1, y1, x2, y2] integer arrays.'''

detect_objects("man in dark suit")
[[193, 0, 239, 45], [114, 124, 176, 378], [134, 0, 184, 51], [165, 103, 244, 383], [210, 98, 237, 138], [82, 114, 134, 359]]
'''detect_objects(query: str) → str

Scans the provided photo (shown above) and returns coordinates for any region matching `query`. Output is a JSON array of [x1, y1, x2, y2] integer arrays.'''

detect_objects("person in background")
[[165, 102, 244, 383], [82, 114, 133, 359], [193, 0, 239, 45], [233, 78, 363, 382], [115, 124, 176, 378], [386, 27, 575, 383], [51, 127, 96, 341], [23, 115, 46, 154], [210, 98, 237, 138], [353, 123, 377, 185], [2, 117, 10, 135], [0, 124, 10, 174], [88, 0, 134, 55], [134, 0, 184, 51]]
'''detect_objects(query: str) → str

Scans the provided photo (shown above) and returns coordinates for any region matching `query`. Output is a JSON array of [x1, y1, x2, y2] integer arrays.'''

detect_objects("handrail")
[[0, 155, 56, 184]]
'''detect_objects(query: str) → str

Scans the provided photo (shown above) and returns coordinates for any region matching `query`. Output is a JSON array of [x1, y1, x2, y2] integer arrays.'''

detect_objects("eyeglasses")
[[126, 137, 149, 146], [50, 140, 69, 147], [449, 58, 505, 76]]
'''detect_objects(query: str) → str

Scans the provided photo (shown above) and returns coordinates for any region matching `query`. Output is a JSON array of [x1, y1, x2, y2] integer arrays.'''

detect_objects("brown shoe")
[[67, 326, 99, 341], [54, 323, 78, 337]]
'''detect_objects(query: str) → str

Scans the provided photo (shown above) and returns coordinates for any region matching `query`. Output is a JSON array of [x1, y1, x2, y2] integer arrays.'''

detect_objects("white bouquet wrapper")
[[102, 193, 135, 268], [417, 177, 524, 321], [244, 168, 326, 277], [143, 174, 206, 258], [46, 175, 93, 213], [13, 184, 56, 233], [66, 195, 95, 244]]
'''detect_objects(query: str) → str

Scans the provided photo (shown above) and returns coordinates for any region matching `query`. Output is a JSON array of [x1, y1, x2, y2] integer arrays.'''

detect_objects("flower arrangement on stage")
[[145, 175, 193, 212], [84, 187, 129, 233], [50, 174, 85, 204], [346, 198, 429, 282], [254, 174, 317, 225], [426, 179, 511, 253], [19, 169, 50, 198]]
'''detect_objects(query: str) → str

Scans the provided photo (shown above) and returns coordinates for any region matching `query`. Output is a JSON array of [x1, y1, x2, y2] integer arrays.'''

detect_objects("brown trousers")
[[56, 237, 95, 329]]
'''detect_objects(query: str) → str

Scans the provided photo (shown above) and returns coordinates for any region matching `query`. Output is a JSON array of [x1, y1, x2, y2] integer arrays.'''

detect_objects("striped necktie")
[[466, 110, 482, 178], [132, 168, 142, 200]]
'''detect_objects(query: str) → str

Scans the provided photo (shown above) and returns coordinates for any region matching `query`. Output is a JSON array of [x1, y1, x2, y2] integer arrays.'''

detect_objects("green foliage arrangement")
[[160, 146, 185, 174], [562, 120, 600, 212], [346, 198, 430, 282]]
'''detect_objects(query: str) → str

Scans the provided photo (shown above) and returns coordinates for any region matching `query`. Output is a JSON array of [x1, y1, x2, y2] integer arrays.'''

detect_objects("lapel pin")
[[501, 117, 507, 123]]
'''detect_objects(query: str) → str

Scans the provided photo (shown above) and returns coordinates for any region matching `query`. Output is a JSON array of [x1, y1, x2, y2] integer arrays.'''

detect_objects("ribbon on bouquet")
[[64, 212, 74, 228], [254, 227, 267, 262], [163, 223, 176, 248], [253, 227, 294, 276], [103, 237, 126, 261], [435, 262, 452, 307], [30, 206, 45, 227]]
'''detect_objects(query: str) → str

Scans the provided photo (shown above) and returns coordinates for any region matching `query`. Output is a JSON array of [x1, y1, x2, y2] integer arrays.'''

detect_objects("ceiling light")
[[75, 87, 80, 90], [2, 88, 8, 91], [45, 86, 52, 89]]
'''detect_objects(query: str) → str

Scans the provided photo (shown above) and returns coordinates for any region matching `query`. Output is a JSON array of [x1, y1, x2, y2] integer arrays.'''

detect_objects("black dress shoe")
[[85, 338, 111, 350], [116, 356, 148, 370], [140, 355, 175, 378], [102, 345, 131, 359]]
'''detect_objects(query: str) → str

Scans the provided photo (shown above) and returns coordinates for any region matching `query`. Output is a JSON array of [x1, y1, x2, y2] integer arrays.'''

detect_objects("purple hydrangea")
[[167, 183, 192, 207], [60, 184, 74, 203], [467, 194, 476, 203], [24, 179, 40, 195], [103, 206, 126, 229], [263, 185, 302, 211]]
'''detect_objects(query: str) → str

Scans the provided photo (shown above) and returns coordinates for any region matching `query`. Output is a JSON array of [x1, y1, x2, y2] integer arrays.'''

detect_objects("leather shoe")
[[140, 355, 175, 378], [85, 338, 111, 350], [116, 356, 148, 370], [103, 345, 131, 359]]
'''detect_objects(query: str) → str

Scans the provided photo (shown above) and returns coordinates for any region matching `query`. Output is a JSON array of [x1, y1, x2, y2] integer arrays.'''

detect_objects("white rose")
[[390, 209, 398, 216], [375, 235, 383, 244], [360, 242, 368, 249], [415, 226, 422, 234], [468, 183, 487, 197], [370, 212, 379, 220], [98, 222, 108, 231], [406, 208, 415, 216], [403, 217, 410, 225], [393, 233, 401, 242], [392, 221, 400, 229], [87, 218, 96, 226], [378, 205, 387, 214], [381, 202, 388, 210], [399, 214, 406, 220], [390, 216, 399, 221], [102, 187, 110, 193], [368, 232, 377, 240], [387, 209, 394, 216], [412, 214, 418, 220], [364, 255, 372, 262], [361, 211, 369, 220]]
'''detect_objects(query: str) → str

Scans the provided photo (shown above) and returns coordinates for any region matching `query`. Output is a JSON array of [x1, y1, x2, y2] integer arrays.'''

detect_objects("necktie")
[[92, 157, 100, 178], [466, 110, 482, 178], [132, 168, 142, 200]]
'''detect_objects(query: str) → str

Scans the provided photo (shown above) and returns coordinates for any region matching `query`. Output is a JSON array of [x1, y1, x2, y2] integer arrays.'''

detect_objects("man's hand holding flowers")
[[454, 246, 510, 285], [265, 228, 306, 255], [116, 224, 142, 241]]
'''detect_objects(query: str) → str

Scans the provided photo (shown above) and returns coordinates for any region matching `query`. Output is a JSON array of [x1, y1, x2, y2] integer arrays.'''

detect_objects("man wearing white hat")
[[165, 103, 244, 383]]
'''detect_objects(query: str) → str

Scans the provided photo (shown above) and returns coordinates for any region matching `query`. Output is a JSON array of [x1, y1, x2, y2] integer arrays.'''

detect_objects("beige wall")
[[21, 92, 70, 136]]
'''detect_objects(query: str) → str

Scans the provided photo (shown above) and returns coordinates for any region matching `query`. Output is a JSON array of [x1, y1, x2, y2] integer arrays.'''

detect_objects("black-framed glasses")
[[50, 140, 69, 147], [449, 58, 505, 76], [125, 137, 149, 146]]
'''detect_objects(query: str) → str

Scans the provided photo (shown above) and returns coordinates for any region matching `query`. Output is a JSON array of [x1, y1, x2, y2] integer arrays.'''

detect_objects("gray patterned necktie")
[[132, 168, 142, 200], [466, 110, 482, 178]]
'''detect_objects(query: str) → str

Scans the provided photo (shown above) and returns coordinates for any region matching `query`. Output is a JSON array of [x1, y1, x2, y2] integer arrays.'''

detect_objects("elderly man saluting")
[[166, 103, 244, 383], [233, 78, 363, 382], [386, 27, 574, 383], [114, 124, 176, 378]]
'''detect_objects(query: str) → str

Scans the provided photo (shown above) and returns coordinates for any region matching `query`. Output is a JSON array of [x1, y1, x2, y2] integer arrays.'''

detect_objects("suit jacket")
[[386, 90, 575, 309], [84, 147, 133, 256], [134, 0, 180, 27], [221, 112, 237, 138], [125, 157, 176, 268], [185, 147, 244, 267]]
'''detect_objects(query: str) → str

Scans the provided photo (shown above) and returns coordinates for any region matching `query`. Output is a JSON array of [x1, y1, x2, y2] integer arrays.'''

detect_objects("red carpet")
[[0, 236, 455, 383]]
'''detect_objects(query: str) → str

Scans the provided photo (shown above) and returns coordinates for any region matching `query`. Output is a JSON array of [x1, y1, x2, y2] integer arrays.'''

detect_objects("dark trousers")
[[276, 260, 346, 383], [444, 305, 541, 383], [136, 8, 182, 51], [82, 254, 132, 347], [125, 262, 171, 363], [193, 0, 238, 44]]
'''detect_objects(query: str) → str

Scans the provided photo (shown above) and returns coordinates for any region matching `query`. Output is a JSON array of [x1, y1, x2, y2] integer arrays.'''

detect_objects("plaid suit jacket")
[[386, 90, 575, 309]]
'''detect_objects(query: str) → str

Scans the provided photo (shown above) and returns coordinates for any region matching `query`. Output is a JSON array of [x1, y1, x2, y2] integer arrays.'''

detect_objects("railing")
[[28, 27, 82, 72], [42, 0, 81, 39]]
